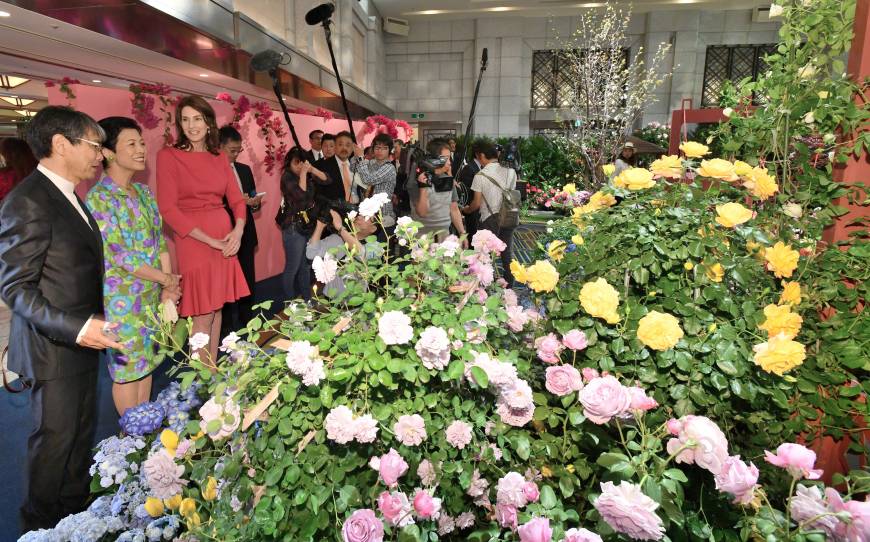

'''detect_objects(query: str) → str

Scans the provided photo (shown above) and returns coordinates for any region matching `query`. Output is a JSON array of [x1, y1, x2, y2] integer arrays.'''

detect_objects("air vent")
[[383, 17, 410, 36]]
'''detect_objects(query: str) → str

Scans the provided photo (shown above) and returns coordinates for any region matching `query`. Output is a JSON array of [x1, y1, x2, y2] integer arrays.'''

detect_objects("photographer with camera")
[[351, 133, 396, 242], [306, 208, 380, 298], [462, 140, 521, 286], [408, 138, 467, 242], [276, 147, 328, 302]]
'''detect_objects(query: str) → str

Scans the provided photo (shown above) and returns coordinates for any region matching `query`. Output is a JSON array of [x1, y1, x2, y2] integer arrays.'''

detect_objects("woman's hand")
[[330, 209, 344, 233], [222, 227, 243, 257], [160, 287, 181, 304], [161, 272, 182, 290], [207, 236, 228, 252]]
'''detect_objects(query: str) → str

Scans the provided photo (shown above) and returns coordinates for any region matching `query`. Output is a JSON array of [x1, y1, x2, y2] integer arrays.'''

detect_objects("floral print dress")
[[86, 177, 166, 383]]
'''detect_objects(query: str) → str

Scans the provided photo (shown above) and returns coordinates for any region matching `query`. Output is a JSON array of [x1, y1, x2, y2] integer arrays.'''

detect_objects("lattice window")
[[701, 44, 777, 107], [531, 48, 630, 109]]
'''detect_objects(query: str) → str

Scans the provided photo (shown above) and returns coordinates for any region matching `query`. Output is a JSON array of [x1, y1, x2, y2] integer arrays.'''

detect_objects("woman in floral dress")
[[87, 117, 181, 415]]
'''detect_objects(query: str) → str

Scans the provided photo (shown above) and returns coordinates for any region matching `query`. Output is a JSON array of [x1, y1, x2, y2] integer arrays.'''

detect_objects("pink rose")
[[563, 528, 603, 542], [544, 365, 583, 396], [445, 420, 474, 450], [535, 334, 563, 363], [578, 375, 632, 424], [378, 448, 409, 487], [562, 329, 588, 351], [495, 503, 518, 530], [714, 456, 758, 505], [594, 481, 664, 541], [342, 509, 384, 542], [496, 471, 528, 507], [825, 488, 870, 541], [666, 418, 681, 435], [666, 415, 730, 475], [377, 491, 403, 523], [790, 485, 839, 536], [764, 443, 823, 480], [517, 517, 553, 542], [413, 489, 437, 518], [522, 481, 540, 503], [581, 367, 599, 382], [627, 386, 658, 412]]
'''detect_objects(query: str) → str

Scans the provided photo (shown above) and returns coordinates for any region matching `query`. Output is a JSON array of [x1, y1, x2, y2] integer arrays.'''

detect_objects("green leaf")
[[664, 468, 689, 482], [516, 435, 531, 460], [539, 485, 558, 509], [469, 366, 489, 388], [264, 465, 283, 486]]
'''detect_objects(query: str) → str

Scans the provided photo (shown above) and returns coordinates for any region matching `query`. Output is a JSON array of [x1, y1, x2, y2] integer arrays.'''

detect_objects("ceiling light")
[[418, 10, 445, 15], [15, 110, 33, 117], [0, 75, 29, 89], [199, 73, 209, 77], [0, 11, 10, 17], [92, 79, 102, 83], [488, 6, 515, 11], [0, 96, 34, 106]]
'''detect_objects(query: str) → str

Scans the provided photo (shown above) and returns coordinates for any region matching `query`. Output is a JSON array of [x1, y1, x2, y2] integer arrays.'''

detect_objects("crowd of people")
[[0, 99, 520, 534]]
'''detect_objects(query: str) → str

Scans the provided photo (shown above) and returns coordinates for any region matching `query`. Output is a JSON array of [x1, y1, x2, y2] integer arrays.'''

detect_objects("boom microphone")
[[305, 3, 335, 26], [251, 50, 287, 73], [482, 47, 488, 66]]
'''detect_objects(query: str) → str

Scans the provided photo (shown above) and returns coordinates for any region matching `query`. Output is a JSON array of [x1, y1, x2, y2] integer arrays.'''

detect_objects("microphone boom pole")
[[270, 68, 302, 149], [250, 49, 302, 149], [455, 48, 488, 183]]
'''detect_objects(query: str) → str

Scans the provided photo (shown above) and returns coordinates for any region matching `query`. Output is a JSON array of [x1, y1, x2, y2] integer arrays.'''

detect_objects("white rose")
[[768, 3, 784, 17], [782, 203, 803, 219], [722, 107, 734, 117], [798, 64, 816, 79], [803, 111, 815, 124]]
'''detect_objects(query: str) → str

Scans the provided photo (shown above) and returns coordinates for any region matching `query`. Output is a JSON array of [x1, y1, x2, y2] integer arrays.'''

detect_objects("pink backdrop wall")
[[48, 85, 372, 282]]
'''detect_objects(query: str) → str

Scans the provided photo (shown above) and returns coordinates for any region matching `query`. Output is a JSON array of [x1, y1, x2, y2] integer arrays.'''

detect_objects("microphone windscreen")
[[482, 48, 488, 65], [305, 3, 335, 25], [251, 50, 283, 72]]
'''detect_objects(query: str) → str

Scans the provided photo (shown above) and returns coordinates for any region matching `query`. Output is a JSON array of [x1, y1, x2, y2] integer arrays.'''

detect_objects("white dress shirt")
[[312, 149, 322, 161], [37, 164, 95, 342], [230, 162, 244, 193]]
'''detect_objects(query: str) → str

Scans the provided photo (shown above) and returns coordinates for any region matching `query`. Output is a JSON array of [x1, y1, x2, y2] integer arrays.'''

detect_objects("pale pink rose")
[[496, 471, 528, 507], [415, 326, 451, 370], [437, 514, 455, 535], [545, 365, 583, 396], [627, 386, 658, 412], [581, 367, 599, 382], [764, 443, 823, 480], [413, 489, 437, 519], [300, 358, 325, 386], [535, 333, 564, 363], [500, 379, 534, 410], [518, 517, 552, 542], [666, 415, 730, 475], [826, 487, 870, 541], [445, 420, 473, 450], [496, 400, 534, 427], [467, 352, 518, 390], [465, 253, 495, 286], [312, 253, 338, 284], [354, 414, 379, 444], [467, 469, 489, 497], [666, 418, 681, 435], [455, 512, 475, 529], [342, 509, 384, 542], [522, 481, 540, 503], [563, 528, 603, 542], [506, 305, 530, 332], [174, 439, 192, 459], [790, 485, 839, 536], [436, 235, 462, 257], [472, 229, 506, 254], [394, 414, 427, 446], [142, 450, 187, 499], [503, 289, 519, 308], [562, 329, 588, 351], [378, 310, 414, 345], [377, 491, 404, 524], [198, 396, 241, 441], [417, 459, 437, 486], [495, 503, 518, 530], [325, 405, 357, 444], [579, 375, 632, 424], [378, 448, 409, 487], [285, 340, 317, 372], [594, 481, 665, 541], [714, 456, 759, 505]]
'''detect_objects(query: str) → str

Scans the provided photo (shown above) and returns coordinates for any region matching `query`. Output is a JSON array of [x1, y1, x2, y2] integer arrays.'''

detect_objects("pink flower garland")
[[362, 115, 414, 142], [130, 83, 177, 146], [44, 77, 81, 105]]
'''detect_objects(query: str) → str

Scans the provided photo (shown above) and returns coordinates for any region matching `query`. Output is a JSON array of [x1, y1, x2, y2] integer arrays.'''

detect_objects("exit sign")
[[411, 113, 425, 119]]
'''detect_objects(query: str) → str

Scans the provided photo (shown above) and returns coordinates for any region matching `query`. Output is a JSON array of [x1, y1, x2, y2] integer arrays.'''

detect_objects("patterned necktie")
[[341, 160, 351, 199]]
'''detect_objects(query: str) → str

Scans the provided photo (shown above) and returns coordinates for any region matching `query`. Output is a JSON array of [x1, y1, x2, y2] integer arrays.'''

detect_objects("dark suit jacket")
[[312, 156, 353, 203], [225, 161, 258, 248], [457, 159, 481, 189], [0, 169, 104, 380]]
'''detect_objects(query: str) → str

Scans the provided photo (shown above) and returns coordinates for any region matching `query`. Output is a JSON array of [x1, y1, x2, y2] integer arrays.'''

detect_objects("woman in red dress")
[[157, 95, 250, 365], [0, 137, 38, 203]]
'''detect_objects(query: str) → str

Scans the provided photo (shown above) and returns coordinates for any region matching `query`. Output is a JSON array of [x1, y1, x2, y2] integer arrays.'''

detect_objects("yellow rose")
[[602, 164, 616, 177], [548, 240, 567, 262], [637, 311, 684, 351], [526, 260, 560, 292], [571, 234, 584, 246], [779, 281, 802, 306], [202, 476, 218, 501], [574, 191, 617, 218], [179, 497, 197, 518], [753, 334, 807, 375], [541, 466, 553, 478], [715, 202, 753, 228], [733, 160, 753, 176], [144, 497, 165, 518], [571, 207, 586, 227], [684, 261, 694, 271], [164, 494, 183, 510], [510, 260, 528, 284], [160, 429, 179, 456], [818, 90, 830, 99], [743, 167, 779, 200], [758, 304, 802, 339], [649, 155, 683, 179], [579, 278, 620, 324], [706, 262, 724, 283], [697, 158, 739, 182], [613, 167, 656, 190], [764, 242, 800, 278], [679, 141, 710, 158], [563, 183, 577, 194]]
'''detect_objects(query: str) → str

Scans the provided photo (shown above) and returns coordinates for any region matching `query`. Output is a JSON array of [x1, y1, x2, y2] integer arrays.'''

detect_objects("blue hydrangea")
[[89, 435, 146, 488], [119, 402, 165, 436], [156, 381, 202, 433], [116, 529, 146, 542], [144, 515, 180, 541]]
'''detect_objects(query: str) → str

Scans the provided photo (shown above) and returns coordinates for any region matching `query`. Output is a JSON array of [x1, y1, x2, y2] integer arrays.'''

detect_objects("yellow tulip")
[[164, 494, 183, 510], [160, 429, 179, 456], [179, 497, 197, 518], [202, 476, 218, 501], [144, 497, 165, 518]]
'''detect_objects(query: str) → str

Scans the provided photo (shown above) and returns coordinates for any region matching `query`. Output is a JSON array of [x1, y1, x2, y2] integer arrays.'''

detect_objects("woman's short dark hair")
[[174, 95, 220, 155], [0, 137, 38, 181], [282, 146, 309, 174], [475, 140, 499, 160], [426, 138, 450, 157], [321, 133, 336, 144], [25, 105, 104, 160], [218, 125, 242, 145], [98, 116, 142, 169], [372, 133, 392, 149]]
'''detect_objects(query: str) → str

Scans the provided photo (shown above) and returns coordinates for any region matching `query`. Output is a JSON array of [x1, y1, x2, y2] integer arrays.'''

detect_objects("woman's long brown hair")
[[173, 95, 220, 155]]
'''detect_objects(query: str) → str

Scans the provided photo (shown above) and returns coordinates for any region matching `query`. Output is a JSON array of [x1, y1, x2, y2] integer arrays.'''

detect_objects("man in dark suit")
[[305, 129, 324, 163], [313, 130, 357, 205], [0, 106, 123, 533], [218, 126, 261, 332], [457, 139, 484, 239]]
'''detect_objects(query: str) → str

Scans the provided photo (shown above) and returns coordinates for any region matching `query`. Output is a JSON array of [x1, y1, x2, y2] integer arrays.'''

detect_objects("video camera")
[[413, 148, 455, 193], [314, 195, 358, 233], [497, 137, 522, 177]]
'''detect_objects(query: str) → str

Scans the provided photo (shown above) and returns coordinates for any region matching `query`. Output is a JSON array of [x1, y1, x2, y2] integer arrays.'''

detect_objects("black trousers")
[[481, 214, 517, 286], [465, 209, 480, 241], [222, 240, 256, 334], [21, 368, 98, 533]]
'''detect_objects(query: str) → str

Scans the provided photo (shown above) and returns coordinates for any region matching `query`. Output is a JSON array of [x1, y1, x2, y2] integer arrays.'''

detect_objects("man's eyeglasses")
[[75, 138, 103, 152]]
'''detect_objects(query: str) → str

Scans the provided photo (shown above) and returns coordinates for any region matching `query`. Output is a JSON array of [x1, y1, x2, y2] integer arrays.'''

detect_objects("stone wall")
[[383, 9, 781, 137]]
